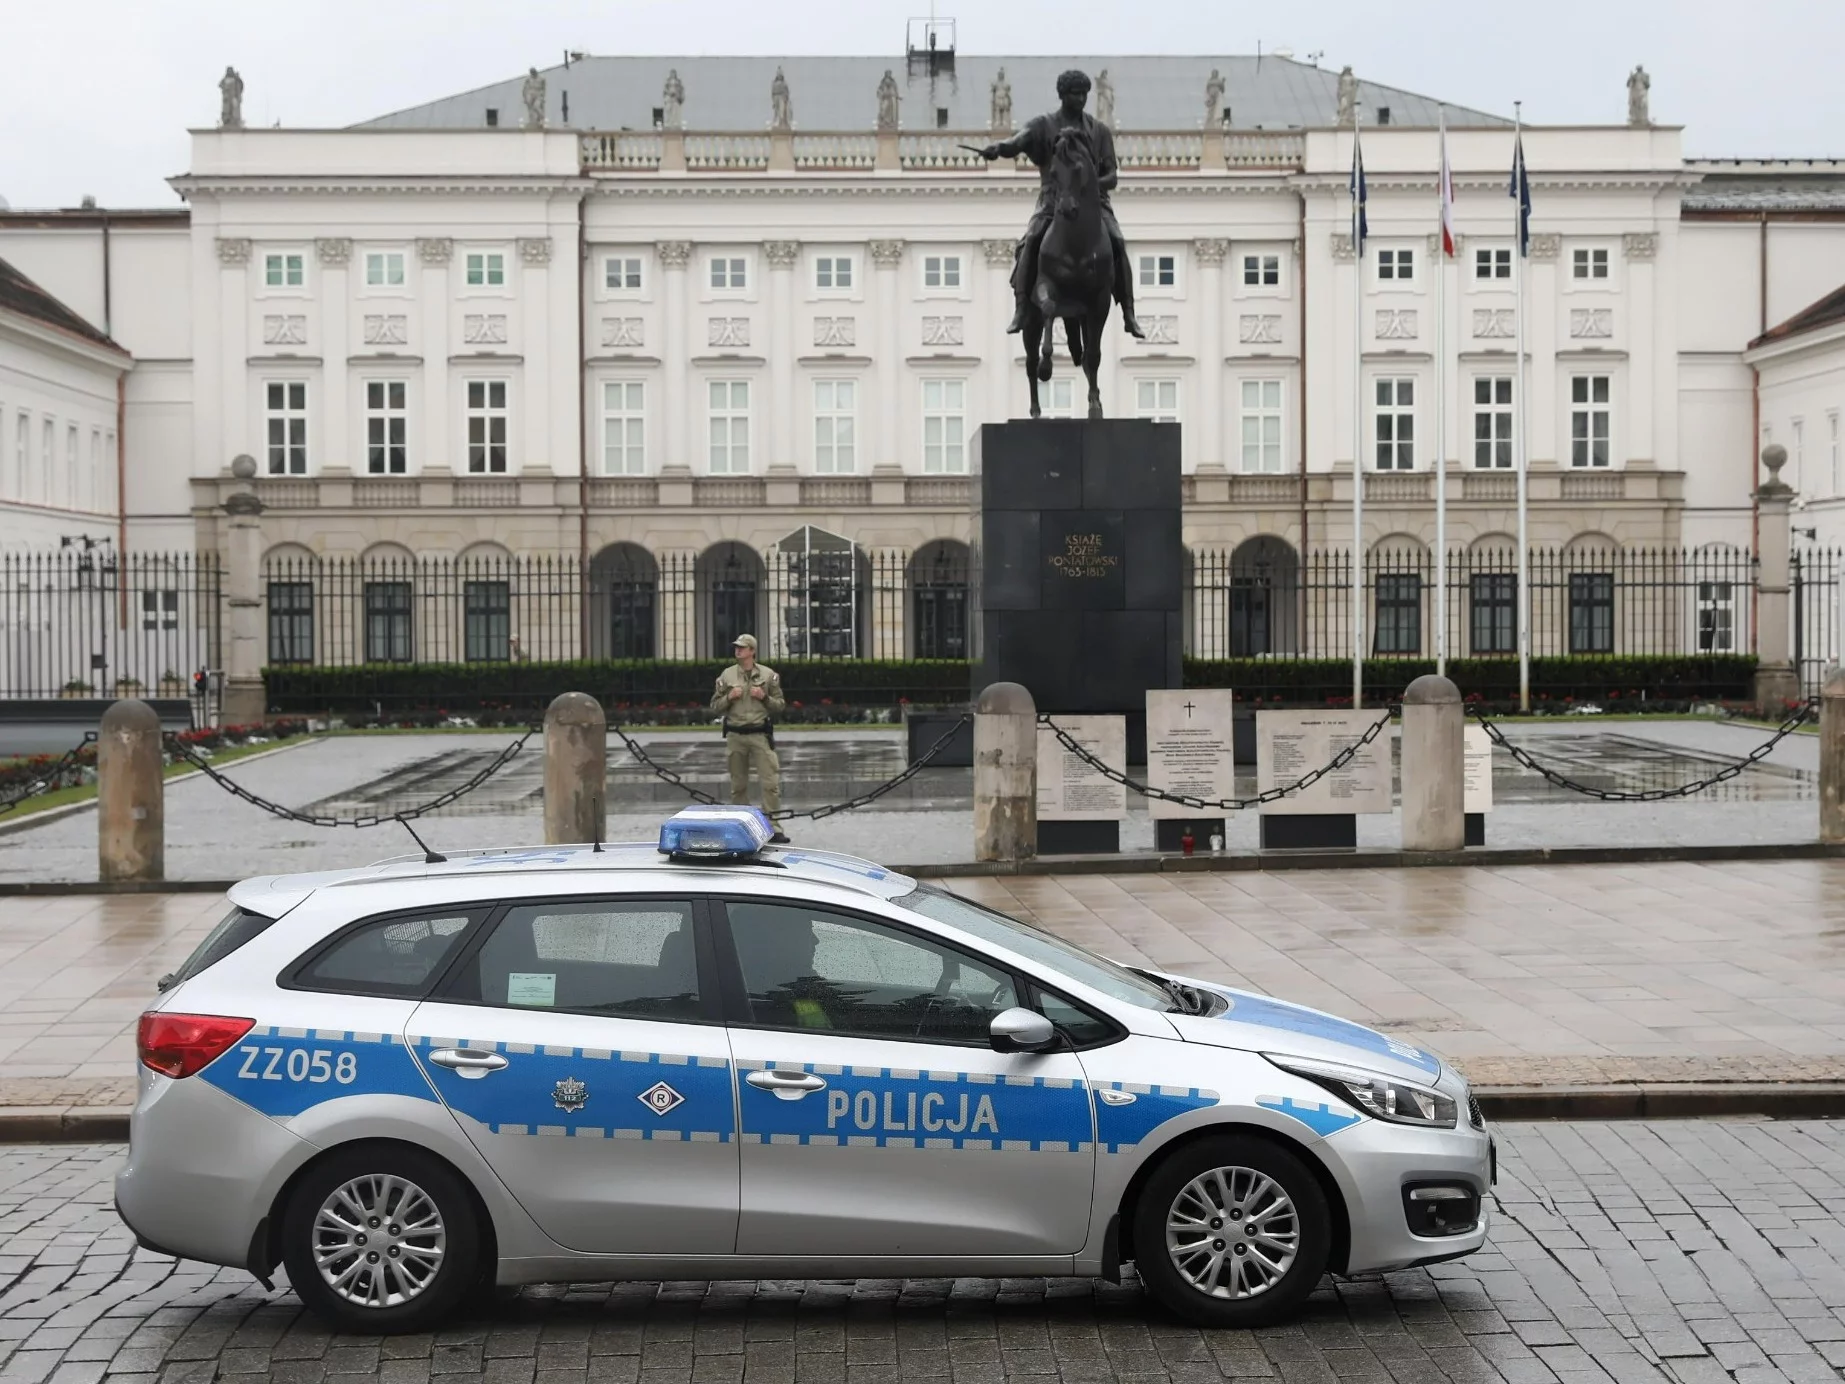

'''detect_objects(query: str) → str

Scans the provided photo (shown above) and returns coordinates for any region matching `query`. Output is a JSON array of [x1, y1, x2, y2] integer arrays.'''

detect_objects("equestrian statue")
[[973, 69, 1145, 420]]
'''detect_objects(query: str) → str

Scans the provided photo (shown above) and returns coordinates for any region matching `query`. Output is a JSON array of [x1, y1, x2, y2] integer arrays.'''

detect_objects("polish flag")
[[1438, 114, 1456, 257]]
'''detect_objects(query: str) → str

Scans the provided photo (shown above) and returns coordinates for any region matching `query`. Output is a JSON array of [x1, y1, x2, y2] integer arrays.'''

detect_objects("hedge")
[[266, 654, 1762, 721]]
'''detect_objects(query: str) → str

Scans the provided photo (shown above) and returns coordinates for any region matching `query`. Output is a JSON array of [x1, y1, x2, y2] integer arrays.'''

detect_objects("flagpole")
[[1352, 122, 1365, 710], [1513, 103, 1531, 712], [1435, 107, 1449, 676]]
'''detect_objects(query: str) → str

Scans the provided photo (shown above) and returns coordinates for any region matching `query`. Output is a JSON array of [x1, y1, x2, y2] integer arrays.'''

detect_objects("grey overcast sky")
[[5, 0, 1842, 209]]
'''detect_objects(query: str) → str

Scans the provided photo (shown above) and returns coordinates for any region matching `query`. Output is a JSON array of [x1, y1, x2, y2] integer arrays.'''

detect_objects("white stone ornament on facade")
[[463, 314, 508, 345], [363, 314, 408, 346], [1529, 233, 1561, 261], [921, 316, 964, 347], [657, 241, 693, 268], [262, 315, 307, 346], [813, 316, 856, 348], [1330, 233, 1355, 261], [1142, 315, 1178, 345], [763, 240, 801, 268], [1473, 308, 1515, 339], [1426, 232, 1465, 256], [770, 67, 793, 132], [315, 238, 352, 267], [1239, 315, 1282, 345], [981, 239, 1016, 268], [708, 317, 750, 348], [661, 69, 685, 129], [1570, 308, 1613, 339], [518, 237, 552, 265], [1376, 309, 1418, 341], [216, 238, 252, 266], [523, 69, 546, 129], [417, 238, 453, 265], [601, 317, 644, 348], [1192, 238, 1229, 266], [868, 239, 906, 268], [1623, 232, 1658, 261]]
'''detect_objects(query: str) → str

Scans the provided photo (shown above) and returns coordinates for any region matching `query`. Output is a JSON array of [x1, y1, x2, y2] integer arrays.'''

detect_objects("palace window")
[[1568, 572, 1614, 654], [265, 381, 308, 475], [813, 380, 857, 474], [364, 251, 406, 287], [465, 380, 508, 473], [1698, 581, 1735, 652], [1243, 254, 1280, 286], [1138, 254, 1176, 288], [1473, 376, 1512, 469], [267, 582, 314, 665], [604, 256, 643, 292], [1375, 377, 1415, 470], [264, 253, 304, 288], [364, 380, 408, 475], [1570, 375, 1611, 467], [464, 581, 512, 662], [1378, 248, 1415, 281], [464, 252, 505, 287], [601, 381, 645, 475], [1135, 379, 1179, 424], [709, 257, 747, 291], [1572, 247, 1609, 280], [363, 582, 413, 664], [921, 379, 967, 474], [1470, 573, 1516, 655], [708, 380, 751, 473], [923, 254, 962, 289], [1240, 380, 1283, 473], [1374, 574, 1422, 655], [814, 256, 854, 290], [1474, 247, 1511, 281]]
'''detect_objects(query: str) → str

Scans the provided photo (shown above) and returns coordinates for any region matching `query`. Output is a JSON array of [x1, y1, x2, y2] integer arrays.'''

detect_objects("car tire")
[[281, 1144, 481, 1334], [1131, 1133, 1331, 1328]]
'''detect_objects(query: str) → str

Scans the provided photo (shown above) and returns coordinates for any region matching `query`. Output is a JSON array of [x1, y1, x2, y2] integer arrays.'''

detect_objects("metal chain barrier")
[[612, 716, 975, 821], [164, 726, 541, 828], [1473, 699, 1818, 802], [1038, 710, 1394, 811], [0, 733, 97, 816]]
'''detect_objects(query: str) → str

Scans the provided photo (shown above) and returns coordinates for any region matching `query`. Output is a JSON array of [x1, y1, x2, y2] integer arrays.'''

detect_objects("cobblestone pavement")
[[6, 855, 1845, 1114], [3, 1122, 1845, 1382]]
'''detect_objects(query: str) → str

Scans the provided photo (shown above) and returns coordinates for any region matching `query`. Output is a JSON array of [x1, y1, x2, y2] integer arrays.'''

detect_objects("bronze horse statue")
[[1022, 126, 1115, 420]]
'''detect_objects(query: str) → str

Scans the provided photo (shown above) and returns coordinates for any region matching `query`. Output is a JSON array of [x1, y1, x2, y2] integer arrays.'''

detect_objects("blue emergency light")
[[657, 805, 775, 860]]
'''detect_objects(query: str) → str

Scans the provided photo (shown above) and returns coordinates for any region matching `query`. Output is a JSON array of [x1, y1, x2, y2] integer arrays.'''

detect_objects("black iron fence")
[[0, 551, 221, 700], [1795, 547, 1843, 698]]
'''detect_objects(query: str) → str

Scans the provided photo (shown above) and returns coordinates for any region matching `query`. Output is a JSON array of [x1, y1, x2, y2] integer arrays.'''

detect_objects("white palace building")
[[2, 33, 1844, 679]]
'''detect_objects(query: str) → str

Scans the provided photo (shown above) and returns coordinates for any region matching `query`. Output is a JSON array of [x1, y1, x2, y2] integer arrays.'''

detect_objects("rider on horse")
[[979, 69, 1147, 341]]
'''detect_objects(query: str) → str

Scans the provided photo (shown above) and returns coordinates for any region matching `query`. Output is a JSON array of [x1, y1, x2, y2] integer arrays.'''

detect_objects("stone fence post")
[[1822, 667, 1845, 845], [544, 692, 607, 845], [221, 454, 267, 725], [973, 682, 1036, 863], [1753, 444, 1802, 710], [1400, 674, 1464, 852], [98, 699, 163, 882]]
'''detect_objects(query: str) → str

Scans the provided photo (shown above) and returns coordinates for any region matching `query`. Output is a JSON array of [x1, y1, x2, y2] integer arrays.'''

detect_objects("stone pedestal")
[[544, 692, 607, 845], [972, 420, 1182, 760], [1401, 674, 1464, 851], [98, 699, 163, 882], [973, 682, 1036, 862], [1823, 667, 1845, 845], [221, 458, 267, 726], [1753, 444, 1801, 711]]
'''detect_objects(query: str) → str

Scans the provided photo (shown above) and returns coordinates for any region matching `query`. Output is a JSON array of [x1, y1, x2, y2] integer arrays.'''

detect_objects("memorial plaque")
[[1041, 512, 1126, 610], [1147, 689, 1235, 821], [1255, 709, 1392, 816], [1036, 715, 1127, 821], [1463, 725, 1493, 815]]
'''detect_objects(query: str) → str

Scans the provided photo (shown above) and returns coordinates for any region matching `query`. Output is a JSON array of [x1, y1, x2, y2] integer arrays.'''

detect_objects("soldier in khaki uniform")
[[710, 634, 790, 843]]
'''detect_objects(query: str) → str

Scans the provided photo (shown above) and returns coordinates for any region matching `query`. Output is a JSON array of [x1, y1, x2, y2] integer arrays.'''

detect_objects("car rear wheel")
[[1131, 1134, 1331, 1328], [281, 1145, 480, 1334]]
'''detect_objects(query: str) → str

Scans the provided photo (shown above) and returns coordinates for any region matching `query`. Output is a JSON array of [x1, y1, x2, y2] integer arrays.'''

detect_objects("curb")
[[8, 1084, 1845, 1144]]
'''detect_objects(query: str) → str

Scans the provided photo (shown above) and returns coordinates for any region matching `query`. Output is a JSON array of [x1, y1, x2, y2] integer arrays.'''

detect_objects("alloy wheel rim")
[[311, 1173, 447, 1308], [1164, 1164, 1300, 1299]]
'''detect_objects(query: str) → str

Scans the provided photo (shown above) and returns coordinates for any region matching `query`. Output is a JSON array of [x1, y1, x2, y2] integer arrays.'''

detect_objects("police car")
[[118, 806, 1492, 1333]]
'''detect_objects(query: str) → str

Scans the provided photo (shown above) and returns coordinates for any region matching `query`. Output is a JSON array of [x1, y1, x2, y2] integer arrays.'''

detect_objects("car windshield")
[[895, 886, 1179, 1012]]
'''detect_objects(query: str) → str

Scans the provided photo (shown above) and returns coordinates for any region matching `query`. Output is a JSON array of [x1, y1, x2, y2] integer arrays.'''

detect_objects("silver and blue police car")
[[118, 806, 1492, 1333]]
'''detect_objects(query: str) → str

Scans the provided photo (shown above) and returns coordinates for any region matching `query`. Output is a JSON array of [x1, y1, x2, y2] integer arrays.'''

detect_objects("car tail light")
[[137, 1012, 255, 1079]]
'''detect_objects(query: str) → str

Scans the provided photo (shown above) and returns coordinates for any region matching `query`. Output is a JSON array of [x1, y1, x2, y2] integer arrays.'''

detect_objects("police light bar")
[[658, 805, 775, 860]]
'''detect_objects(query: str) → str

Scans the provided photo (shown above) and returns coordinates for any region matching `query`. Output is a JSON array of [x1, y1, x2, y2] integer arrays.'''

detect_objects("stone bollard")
[[973, 682, 1037, 863], [1400, 674, 1464, 852], [1823, 667, 1845, 845], [98, 699, 164, 882], [543, 692, 607, 846]]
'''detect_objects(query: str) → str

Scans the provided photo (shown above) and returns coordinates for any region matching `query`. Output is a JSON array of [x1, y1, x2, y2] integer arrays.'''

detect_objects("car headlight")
[[1263, 1053, 1458, 1129]]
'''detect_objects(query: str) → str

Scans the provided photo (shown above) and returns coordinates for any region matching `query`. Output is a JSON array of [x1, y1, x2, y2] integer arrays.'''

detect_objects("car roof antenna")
[[593, 817, 604, 853], [396, 815, 447, 864]]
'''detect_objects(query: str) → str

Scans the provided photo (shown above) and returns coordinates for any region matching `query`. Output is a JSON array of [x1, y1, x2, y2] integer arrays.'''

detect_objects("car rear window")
[[160, 907, 275, 991], [291, 912, 479, 998]]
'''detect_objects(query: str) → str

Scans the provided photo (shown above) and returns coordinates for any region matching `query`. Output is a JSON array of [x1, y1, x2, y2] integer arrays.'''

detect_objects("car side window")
[[454, 900, 701, 1022], [293, 911, 478, 998], [1034, 988, 1118, 1048], [725, 900, 1017, 1044]]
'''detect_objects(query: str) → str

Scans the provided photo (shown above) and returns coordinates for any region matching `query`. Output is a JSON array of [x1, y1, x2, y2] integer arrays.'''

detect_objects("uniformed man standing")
[[710, 634, 790, 842]]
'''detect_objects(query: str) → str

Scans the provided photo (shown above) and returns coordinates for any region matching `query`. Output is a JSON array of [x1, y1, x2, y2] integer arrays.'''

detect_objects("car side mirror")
[[989, 1006, 1057, 1054]]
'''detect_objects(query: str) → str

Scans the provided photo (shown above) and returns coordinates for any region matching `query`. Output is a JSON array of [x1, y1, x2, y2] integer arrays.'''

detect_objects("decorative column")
[[518, 236, 555, 480], [1624, 232, 1659, 467], [315, 239, 351, 474], [982, 239, 1017, 420], [211, 238, 252, 487], [1753, 444, 1802, 710], [764, 240, 801, 476], [220, 455, 267, 725], [658, 241, 693, 480], [869, 239, 907, 472], [416, 239, 453, 474], [1193, 238, 1229, 474]]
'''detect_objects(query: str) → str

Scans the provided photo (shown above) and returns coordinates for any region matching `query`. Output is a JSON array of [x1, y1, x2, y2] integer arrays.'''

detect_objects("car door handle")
[[428, 1048, 509, 1080], [746, 1069, 827, 1100]]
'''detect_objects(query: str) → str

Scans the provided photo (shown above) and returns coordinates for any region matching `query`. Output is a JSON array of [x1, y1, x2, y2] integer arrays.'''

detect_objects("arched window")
[[358, 543, 416, 665], [1228, 536, 1300, 657], [697, 543, 766, 658], [589, 543, 659, 660], [772, 526, 866, 658], [1371, 534, 1428, 656], [908, 540, 970, 659]]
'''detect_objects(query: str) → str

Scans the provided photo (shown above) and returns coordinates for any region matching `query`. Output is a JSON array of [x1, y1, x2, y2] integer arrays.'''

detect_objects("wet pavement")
[[6, 1120, 1845, 1382]]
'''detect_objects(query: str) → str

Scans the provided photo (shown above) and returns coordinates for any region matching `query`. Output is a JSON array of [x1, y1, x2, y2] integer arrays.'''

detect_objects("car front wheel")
[[281, 1144, 481, 1334], [1131, 1133, 1331, 1327]]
